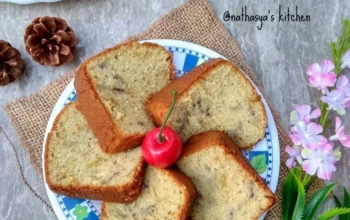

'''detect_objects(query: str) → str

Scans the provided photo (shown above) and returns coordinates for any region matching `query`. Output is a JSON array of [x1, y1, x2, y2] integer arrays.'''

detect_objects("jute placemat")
[[3, 0, 324, 218]]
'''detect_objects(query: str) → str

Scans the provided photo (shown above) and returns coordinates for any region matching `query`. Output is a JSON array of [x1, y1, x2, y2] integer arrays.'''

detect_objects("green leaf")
[[334, 195, 342, 208], [330, 19, 350, 76], [295, 166, 303, 179], [343, 20, 350, 37], [334, 195, 347, 220], [304, 176, 317, 193], [346, 19, 350, 35], [302, 174, 311, 187], [343, 21, 347, 36], [317, 208, 350, 220], [282, 169, 299, 220], [291, 171, 305, 220], [341, 187, 350, 220], [332, 188, 350, 220], [250, 154, 267, 174], [344, 187, 350, 207], [303, 183, 337, 220], [331, 42, 337, 61]]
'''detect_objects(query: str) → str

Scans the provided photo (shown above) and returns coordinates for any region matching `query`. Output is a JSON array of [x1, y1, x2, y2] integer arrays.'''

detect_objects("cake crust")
[[146, 58, 267, 149], [146, 58, 220, 127], [75, 41, 175, 154], [44, 102, 146, 203], [163, 168, 197, 220]]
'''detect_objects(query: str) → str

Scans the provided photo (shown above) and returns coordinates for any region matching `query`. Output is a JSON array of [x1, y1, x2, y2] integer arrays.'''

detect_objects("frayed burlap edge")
[[5, 70, 76, 176]]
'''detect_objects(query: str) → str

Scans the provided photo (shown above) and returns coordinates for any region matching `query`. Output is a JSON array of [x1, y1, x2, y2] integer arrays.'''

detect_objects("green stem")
[[319, 100, 330, 129], [319, 20, 350, 130], [158, 90, 178, 143], [302, 173, 311, 186], [301, 172, 317, 193], [320, 109, 330, 128]]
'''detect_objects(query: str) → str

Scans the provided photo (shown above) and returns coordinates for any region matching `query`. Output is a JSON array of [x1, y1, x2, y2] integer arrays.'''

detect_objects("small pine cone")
[[0, 40, 25, 86], [24, 16, 77, 67]]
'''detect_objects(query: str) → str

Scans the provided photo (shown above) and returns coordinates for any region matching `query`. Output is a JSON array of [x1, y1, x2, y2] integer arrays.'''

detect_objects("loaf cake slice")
[[75, 41, 174, 154], [176, 131, 276, 220], [146, 58, 267, 149], [44, 102, 146, 203], [101, 166, 196, 220]]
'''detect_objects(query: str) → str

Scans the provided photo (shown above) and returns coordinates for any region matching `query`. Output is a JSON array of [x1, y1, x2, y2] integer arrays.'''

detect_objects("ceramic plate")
[[42, 39, 280, 220]]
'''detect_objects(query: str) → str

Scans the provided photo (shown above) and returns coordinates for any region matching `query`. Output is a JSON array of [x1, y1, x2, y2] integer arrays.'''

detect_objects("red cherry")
[[142, 90, 182, 168], [142, 127, 182, 168]]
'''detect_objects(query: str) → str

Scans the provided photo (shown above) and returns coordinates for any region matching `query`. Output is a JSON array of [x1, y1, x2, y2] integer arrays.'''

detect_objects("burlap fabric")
[[4, 0, 324, 218]]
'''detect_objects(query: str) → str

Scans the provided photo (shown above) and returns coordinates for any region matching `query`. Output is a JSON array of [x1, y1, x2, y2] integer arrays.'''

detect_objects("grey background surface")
[[0, 0, 349, 219]]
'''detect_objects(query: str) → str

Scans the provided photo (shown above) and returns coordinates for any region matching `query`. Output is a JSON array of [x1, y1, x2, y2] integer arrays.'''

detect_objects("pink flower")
[[290, 122, 324, 150], [330, 117, 350, 148], [307, 60, 337, 92], [341, 49, 350, 70], [301, 138, 341, 180], [290, 105, 321, 124], [285, 145, 302, 168], [321, 76, 350, 115]]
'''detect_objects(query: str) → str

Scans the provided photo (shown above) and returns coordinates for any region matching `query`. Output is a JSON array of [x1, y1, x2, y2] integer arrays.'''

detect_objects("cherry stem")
[[158, 90, 178, 143]]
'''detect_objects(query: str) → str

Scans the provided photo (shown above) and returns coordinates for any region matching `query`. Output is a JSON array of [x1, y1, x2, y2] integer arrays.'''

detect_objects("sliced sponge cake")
[[146, 58, 267, 149], [101, 166, 196, 220], [44, 102, 146, 203], [75, 41, 174, 154], [176, 131, 276, 220]]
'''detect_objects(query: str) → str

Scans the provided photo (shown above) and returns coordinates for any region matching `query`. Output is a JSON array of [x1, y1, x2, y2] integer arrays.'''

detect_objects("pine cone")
[[24, 16, 77, 67], [0, 40, 25, 86]]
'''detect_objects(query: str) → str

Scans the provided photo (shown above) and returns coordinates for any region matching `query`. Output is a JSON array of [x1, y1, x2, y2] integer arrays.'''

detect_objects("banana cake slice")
[[75, 41, 174, 154], [101, 166, 196, 220], [146, 58, 267, 149], [44, 102, 146, 203], [176, 131, 276, 220]]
